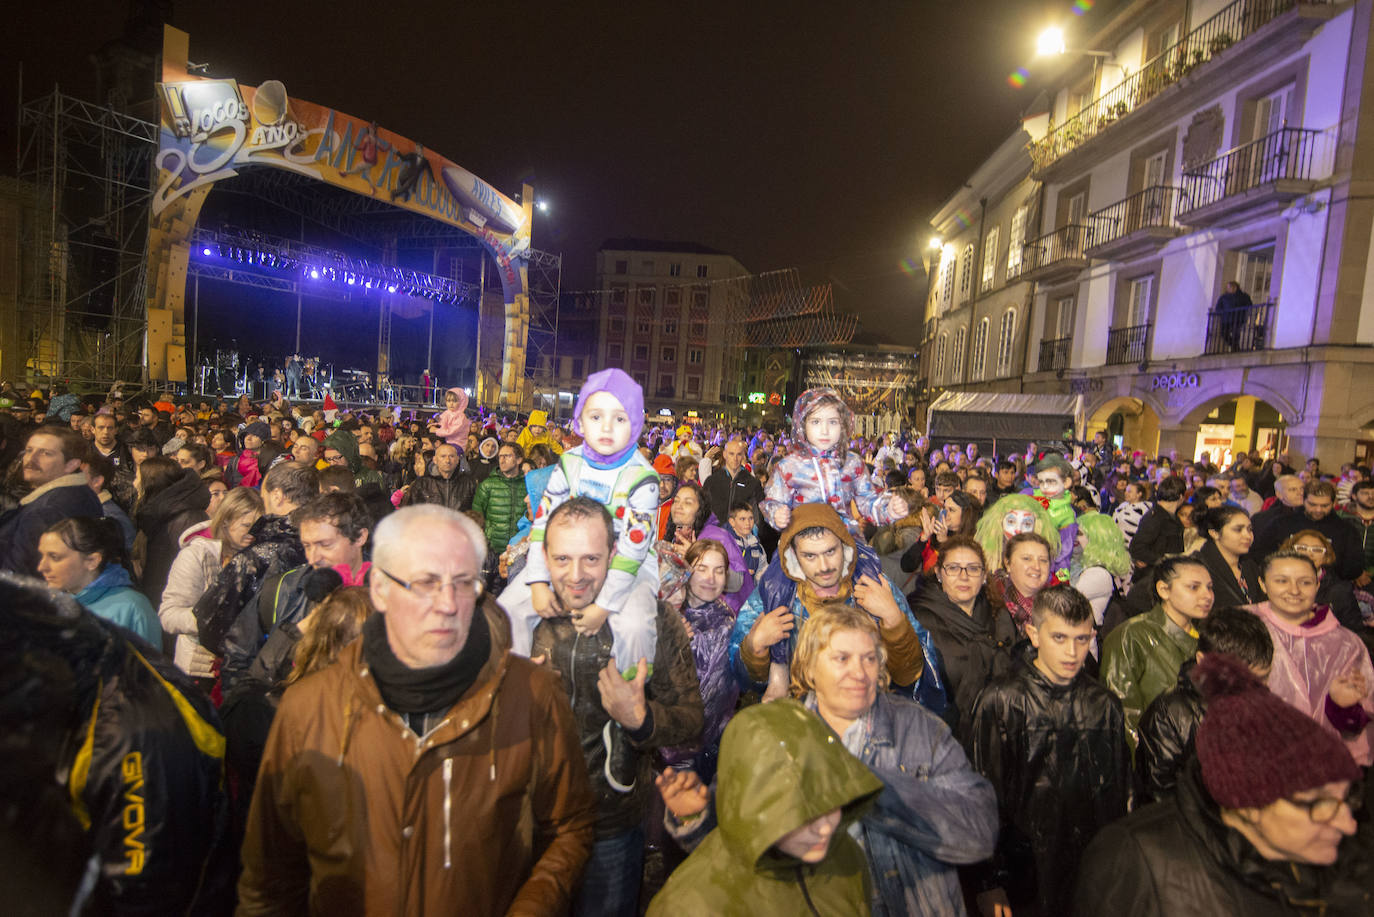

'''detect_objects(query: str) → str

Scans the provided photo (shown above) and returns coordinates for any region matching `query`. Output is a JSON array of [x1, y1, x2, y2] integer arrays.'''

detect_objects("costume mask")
[[1036, 471, 1066, 499], [1003, 509, 1037, 537]]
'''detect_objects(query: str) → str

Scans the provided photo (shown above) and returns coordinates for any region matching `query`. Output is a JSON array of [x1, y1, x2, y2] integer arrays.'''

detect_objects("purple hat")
[[572, 368, 644, 464]]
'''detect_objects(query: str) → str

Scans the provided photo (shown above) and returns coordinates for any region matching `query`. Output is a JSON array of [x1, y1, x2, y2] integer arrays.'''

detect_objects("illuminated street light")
[[928, 236, 943, 250], [1037, 27, 1067, 56], [536, 199, 550, 214]]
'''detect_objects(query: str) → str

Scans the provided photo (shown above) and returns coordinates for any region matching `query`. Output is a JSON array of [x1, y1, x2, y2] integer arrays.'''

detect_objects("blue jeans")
[[574, 826, 644, 917]]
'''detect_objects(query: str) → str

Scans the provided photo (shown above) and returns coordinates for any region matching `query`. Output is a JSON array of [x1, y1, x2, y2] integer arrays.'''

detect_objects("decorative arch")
[[1176, 384, 1301, 427], [149, 26, 532, 405]]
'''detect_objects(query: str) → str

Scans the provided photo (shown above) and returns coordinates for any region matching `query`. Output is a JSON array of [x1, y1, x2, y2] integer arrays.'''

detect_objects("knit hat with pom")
[[1193, 652, 1359, 808]]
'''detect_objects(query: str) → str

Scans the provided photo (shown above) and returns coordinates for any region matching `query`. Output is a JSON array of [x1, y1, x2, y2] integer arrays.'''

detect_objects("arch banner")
[[146, 25, 530, 405]]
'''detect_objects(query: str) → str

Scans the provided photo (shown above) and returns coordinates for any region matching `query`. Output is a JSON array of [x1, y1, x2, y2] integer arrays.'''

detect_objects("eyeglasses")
[[376, 567, 483, 602], [1287, 785, 1363, 823], [941, 563, 985, 578], [1291, 544, 1329, 556]]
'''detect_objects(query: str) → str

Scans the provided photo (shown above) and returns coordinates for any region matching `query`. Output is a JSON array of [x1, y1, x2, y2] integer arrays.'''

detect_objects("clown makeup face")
[[1003, 509, 1037, 538], [1036, 469, 1066, 499]]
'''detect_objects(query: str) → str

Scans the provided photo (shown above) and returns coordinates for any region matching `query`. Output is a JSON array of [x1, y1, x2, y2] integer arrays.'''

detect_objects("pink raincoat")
[[1250, 601, 1374, 766], [432, 387, 471, 448]]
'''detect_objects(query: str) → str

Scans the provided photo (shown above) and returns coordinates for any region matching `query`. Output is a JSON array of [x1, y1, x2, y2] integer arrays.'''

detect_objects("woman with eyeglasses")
[[910, 535, 1016, 740], [1075, 652, 1373, 915], [1280, 530, 1365, 634], [1251, 549, 1374, 767]]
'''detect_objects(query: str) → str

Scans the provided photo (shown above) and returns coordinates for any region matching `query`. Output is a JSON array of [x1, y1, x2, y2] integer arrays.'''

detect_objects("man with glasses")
[[1076, 652, 1372, 914], [239, 503, 596, 915]]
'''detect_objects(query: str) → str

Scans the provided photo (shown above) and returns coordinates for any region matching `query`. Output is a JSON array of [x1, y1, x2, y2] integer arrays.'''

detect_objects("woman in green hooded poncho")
[[648, 699, 882, 916]]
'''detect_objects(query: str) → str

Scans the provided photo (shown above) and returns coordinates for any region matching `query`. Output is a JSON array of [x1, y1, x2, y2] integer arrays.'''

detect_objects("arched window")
[[951, 326, 966, 381], [934, 333, 948, 382], [959, 244, 975, 300], [939, 253, 955, 308], [971, 318, 989, 380], [997, 308, 1018, 376]]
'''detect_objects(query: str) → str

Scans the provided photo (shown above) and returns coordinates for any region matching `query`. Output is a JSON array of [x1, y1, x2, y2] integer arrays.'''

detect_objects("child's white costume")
[[498, 369, 661, 674]]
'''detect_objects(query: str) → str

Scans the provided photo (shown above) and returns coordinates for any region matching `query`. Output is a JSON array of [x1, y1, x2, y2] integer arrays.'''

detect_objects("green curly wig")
[[1073, 511, 1132, 578], [975, 493, 1058, 571]]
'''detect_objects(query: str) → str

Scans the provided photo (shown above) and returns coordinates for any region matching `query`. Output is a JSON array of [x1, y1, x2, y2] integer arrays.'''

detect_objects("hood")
[[323, 429, 362, 474], [1252, 601, 1341, 638], [178, 520, 214, 547], [527, 410, 549, 428], [571, 368, 644, 465], [76, 563, 136, 603], [777, 503, 856, 585], [444, 387, 469, 413], [715, 699, 881, 869], [136, 467, 210, 528], [478, 436, 499, 460], [789, 388, 853, 457]]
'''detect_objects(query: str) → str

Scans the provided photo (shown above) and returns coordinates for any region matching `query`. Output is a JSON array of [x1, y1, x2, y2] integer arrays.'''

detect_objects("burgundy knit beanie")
[[1193, 653, 1359, 808]]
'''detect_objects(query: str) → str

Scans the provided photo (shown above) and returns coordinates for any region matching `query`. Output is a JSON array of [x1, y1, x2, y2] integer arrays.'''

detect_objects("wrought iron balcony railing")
[[1038, 336, 1072, 373], [1087, 186, 1184, 250], [1204, 301, 1274, 355], [1029, 0, 1324, 171], [1020, 224, 1092, 277], [1180, 127, 1323, 213], [1106, 323, 1150, 365]]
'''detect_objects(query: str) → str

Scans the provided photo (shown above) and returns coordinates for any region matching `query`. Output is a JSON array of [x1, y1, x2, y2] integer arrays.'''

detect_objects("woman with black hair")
[[37, 515, 161, 645], [1196, 505, 1266, 609], [133, 454, 210, 607]]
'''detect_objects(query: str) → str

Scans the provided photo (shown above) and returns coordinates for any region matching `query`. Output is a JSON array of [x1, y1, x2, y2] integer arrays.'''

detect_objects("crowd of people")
[[2, 372, 1374, 916]]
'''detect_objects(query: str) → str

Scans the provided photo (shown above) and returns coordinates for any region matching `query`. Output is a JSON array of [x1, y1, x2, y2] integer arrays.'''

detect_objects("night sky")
[[3, 0, 1111, 350]]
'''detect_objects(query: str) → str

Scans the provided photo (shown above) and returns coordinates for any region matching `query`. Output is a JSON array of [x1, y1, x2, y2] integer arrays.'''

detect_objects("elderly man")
[[1252, 480, 1364, 581], [1252, 472, 1304, 538], [728, 502, 946, 715], [703, 436, 764, 524], [1226, 473, 1263, 515], [0, 425, 101, 575], [239, 504, 595, 916], [528, 497, 703, 917]]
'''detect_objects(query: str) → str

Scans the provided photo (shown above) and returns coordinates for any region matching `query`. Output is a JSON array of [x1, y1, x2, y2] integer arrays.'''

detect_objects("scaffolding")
[[14, 88, 158, 388], [524, 247, 563, 412]]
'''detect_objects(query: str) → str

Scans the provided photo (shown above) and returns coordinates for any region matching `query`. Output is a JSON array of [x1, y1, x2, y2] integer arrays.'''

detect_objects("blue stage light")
[[203, 247, 212, 256], [309, 268, 319, 279]]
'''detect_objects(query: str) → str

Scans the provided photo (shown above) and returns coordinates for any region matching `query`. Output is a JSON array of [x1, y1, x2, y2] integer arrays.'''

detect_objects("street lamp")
[[1036, 25, 1115, 60], [928, 236, 942, 250]]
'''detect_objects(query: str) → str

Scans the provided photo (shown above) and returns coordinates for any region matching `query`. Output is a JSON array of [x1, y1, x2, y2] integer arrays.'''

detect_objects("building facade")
[[595, 239, 749, 420], [924, 0, 1374, 468]]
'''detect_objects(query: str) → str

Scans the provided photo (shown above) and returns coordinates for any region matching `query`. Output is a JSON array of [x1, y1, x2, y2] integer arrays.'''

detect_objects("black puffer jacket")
[[969, 661, 1132, 916], [135, 467, 209, 607], [910, 586, 1017, 746], [1135, 658, 1205, 804], [0, 574, 232, 916], [1074, 757, 1374, 916], [193, 514, 304, 656]]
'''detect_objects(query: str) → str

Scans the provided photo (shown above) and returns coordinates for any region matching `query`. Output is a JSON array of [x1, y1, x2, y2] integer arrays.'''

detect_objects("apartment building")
[[594, 239, 749, 420], [920, 132, 1039, 412], [923, 0, 1374, 467]]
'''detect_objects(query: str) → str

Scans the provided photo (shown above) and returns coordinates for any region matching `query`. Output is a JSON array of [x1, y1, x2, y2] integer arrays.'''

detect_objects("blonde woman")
[[159, 486, 263, 687]]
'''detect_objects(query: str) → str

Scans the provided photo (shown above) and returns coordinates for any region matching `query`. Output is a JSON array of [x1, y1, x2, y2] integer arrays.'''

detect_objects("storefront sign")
[[1150, 372, 1200, 391]]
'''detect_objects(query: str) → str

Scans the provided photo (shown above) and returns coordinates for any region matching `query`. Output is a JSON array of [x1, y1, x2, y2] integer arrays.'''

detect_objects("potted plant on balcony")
[[1208, 33, 1234, 57]]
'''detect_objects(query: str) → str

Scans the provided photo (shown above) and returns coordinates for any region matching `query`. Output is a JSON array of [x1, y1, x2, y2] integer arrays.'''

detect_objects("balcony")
[[1106, 323, 1150, 365], [1204, 301, 1274, 355], [1086, 186, 1186, 261], [1029, 0, 1338, 176], [1038, 336, 1072, 373], [924, 317, 937, 342], [1019, 224, 1092, 283], [1179, 128, 1326, 227]]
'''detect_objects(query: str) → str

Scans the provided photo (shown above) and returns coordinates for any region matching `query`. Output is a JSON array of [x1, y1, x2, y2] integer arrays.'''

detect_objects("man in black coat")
[[0, 425, 102, 575], [1252, 480, 1364, 581], [1134, 607, 1274, 804], [969, 585, 1131, 917], [1129, 475, 1186, 574], [703, 437, 764, 525]]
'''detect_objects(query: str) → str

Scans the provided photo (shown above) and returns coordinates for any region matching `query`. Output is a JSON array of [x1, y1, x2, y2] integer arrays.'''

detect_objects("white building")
[[594, 240, 749, 419], [924, 0, 1374, 468]]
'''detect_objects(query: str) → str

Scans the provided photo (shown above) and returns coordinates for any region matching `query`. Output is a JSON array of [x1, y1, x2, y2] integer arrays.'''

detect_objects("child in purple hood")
[[497, 368, 661, 677], [760, 388, 910, 539]]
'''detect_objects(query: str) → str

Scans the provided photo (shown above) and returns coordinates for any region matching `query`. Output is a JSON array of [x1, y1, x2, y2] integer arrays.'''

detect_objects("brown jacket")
[[237, 600, 596, 916]]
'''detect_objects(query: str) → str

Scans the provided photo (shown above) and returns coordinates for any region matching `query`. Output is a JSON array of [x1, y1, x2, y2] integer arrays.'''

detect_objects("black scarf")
[[361, 605, 491, 715]]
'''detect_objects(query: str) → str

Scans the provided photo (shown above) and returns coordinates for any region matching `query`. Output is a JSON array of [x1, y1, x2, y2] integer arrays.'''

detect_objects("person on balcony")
[[1213, 281, 1255, 350]]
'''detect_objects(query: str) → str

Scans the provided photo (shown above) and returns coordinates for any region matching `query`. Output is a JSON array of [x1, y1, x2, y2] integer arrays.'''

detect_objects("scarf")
[[361, 605, 491, 715], [990, 569, 1034, 632]]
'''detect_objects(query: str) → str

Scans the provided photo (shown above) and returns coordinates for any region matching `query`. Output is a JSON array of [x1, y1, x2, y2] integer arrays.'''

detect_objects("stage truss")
[[14, 89, 157, 387]]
